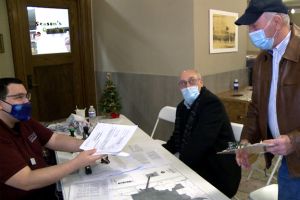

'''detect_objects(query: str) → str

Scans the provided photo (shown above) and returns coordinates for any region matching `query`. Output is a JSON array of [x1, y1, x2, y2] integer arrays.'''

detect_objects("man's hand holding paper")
[[231, 139, 275, 169], [80, 123, 138, 155], [219, 141, 275, 155], [75, 149, 103, 168], [264, 135, 294, 156]]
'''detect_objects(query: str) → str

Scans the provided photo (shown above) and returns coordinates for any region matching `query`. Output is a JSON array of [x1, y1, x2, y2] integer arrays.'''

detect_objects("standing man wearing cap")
[[235, 0, 300, 198]]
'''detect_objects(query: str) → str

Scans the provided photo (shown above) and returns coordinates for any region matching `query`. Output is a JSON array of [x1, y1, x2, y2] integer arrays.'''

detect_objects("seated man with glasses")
[[0, 78, 103, 200], [163, 69, 241, 198]]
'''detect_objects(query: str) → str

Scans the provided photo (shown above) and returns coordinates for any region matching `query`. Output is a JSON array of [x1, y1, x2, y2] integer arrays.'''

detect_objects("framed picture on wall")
[[209, 9, 238, 53]]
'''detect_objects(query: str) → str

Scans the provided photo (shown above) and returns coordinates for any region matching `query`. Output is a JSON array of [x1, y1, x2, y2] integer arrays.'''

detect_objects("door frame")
[[6, 0, 96, 115]]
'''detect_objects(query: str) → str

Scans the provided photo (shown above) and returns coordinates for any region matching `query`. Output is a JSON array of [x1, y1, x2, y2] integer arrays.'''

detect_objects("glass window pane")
[[27, 7, 71, 55]]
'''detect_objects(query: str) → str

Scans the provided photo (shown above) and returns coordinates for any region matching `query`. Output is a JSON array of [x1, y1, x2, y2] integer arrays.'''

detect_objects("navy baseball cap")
[[235, 0, 288, 26]]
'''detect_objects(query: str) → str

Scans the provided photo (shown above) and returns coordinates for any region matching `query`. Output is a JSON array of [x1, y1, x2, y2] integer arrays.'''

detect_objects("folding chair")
[[233, 124, 282, 185], [266, 155, 282, 185], [231, 122, 243, 142], [249, 184, 278, 200], [230, 122, 243, 200], [247, 155, 282, 186], [151, 106, 176, 144]]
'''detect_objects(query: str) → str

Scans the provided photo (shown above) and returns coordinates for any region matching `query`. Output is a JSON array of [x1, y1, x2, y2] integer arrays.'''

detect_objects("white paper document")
[[69, 179, 110, 200], [73, 155, 143, 184], [126, 144, 170, 169], [80, 123, 138, 155], [73, 144, 169, 183]]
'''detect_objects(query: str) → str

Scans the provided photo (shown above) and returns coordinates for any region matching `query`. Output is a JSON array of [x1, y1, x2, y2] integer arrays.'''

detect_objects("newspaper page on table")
[[80, 123, 138, 155], [218, 142, 275, 154]]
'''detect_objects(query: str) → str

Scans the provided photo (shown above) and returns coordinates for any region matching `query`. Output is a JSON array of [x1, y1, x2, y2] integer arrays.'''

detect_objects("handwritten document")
[[80, 123, 138, 155]]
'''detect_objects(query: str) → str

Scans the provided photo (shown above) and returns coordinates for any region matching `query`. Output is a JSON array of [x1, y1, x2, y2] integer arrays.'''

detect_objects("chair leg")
[[150, 119, 159, 138], [232, 195, 240, 200], [247, 168, 255, 180], [266, 155, 282, 186], [247, 153, 264, 180]]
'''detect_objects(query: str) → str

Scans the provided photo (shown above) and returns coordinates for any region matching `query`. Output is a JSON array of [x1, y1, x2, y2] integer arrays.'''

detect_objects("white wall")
[[0, 0, 14, 77]]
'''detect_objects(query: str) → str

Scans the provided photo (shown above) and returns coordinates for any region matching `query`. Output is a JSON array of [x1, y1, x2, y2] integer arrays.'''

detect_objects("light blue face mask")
[[181, 86, 200, 108], [249, 19, 277, 50]]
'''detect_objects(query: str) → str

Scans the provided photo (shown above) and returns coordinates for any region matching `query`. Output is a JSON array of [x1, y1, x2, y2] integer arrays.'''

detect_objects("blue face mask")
[[249, 19, 277, 50], [1, 101, 32, 121], [181, 86, 200, 108]]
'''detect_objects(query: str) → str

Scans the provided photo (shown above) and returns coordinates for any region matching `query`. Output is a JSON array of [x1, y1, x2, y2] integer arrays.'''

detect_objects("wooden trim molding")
[[6, 0, 28, 81], [77, 0, 97, 108]]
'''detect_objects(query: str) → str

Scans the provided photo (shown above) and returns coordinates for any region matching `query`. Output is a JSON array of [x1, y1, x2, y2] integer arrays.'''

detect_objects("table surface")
[[218, 86, 252, 102], [56, 115, 230, 200]]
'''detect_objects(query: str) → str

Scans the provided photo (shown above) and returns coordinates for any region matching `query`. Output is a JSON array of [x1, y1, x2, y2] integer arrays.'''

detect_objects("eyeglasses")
[[178, 77, 200, 89], [5, 93, 31, 101]]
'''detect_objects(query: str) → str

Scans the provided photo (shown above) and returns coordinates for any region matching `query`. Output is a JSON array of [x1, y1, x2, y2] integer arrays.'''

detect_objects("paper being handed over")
[[80, 123, 138, 155], [217, 142, 275, 154]]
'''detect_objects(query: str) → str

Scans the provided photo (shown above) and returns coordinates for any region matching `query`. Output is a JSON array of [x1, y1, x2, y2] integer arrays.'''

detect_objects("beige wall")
[[93, 0, 194, 76], [290, 13, 300, 25], [93, 0, 248, 76], [92, 0, 250, 132], [194, 0, 248, 76], [0, 0, 14, 77]]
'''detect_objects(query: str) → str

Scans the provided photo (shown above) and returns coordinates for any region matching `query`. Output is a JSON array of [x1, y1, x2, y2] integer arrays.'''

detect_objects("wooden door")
[[6, 0, 96, 121]]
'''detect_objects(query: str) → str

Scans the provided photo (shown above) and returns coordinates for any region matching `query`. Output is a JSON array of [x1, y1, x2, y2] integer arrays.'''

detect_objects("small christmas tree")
[[99, 73, 122, 118]]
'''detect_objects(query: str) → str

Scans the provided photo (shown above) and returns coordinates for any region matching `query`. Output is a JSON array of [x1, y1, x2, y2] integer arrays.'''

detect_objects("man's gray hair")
[[264, 12, 290, 26], [182, 69, 202, 80]]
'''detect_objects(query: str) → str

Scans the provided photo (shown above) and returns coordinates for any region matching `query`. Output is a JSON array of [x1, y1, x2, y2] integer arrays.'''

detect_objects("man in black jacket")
[[163, 69, 241, 198]]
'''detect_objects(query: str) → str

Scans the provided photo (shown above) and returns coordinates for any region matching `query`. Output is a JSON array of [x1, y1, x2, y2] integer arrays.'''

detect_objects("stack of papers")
[[80, 123, 138, 155]]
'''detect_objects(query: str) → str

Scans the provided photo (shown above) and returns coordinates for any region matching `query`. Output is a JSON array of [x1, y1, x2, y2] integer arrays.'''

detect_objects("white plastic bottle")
[[88, 105, 96, 119]]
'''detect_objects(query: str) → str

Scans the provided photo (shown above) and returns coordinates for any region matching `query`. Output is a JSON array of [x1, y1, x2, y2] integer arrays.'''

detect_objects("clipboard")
[[217, 143, 275, 154]]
